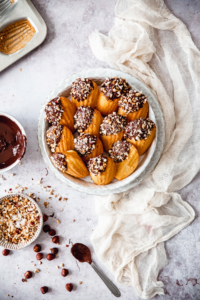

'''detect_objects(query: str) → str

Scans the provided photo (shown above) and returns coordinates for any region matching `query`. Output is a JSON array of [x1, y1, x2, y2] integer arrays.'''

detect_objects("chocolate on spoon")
[[71, 243, 121, 297]]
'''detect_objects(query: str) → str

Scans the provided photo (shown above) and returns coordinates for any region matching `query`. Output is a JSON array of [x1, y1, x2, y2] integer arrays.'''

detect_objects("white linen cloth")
[[89, 0, 200, 298]]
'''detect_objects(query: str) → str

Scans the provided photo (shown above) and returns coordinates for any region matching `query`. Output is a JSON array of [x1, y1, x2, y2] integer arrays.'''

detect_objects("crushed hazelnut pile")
[[100, 112, 127, 136], [118, 89, 147, 113], [124, 118, 155, 141], [71, 78, 94, 102], [0, 195, 41, 244], [87, 155, 108, 175], [51, 153, 67, 172], [46, 125, 63, 152], [74, 106, 94, 133], [74, 133, 97, 156], [101, 77, 130, 100], [45, 97, 64, 124], [109, 141, 131, 163]]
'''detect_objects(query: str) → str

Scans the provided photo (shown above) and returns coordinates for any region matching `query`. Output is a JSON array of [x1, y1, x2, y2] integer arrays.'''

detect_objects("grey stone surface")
[[0, 0, 199, 299]]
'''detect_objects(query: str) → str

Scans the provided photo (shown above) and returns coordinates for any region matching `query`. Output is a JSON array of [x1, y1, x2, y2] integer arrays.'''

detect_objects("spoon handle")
[[91, 262, 121, 297]]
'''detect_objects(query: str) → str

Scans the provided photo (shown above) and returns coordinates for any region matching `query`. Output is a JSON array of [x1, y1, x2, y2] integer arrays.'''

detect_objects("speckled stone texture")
[[0, 0, 200, 299]]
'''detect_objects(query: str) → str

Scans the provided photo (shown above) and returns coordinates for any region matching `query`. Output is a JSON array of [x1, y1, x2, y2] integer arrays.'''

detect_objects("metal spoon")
[[71, 243, 121, 297]]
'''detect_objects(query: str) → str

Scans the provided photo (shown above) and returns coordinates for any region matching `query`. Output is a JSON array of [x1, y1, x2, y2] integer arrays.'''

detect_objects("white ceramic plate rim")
[[0, 112, 27, 174], [38, 68, 165, 195], [0, 193, 43, 250]]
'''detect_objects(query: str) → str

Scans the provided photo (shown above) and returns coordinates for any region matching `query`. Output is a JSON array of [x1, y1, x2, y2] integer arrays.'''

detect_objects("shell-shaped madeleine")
[[64, 151, 89, 178], [72, 81, 99, 109], [82, 138, 103, 162], [100, 131, 124, 152], [90, 157, 116, 185], [84, 109, 103, 138], [55, 126, 74, 152], [96, 91, 119, 116], [118, 101, 149, 122], [115, 145, 139, 181], [127, 126, 156, 155], [59, 97, 76, 132]]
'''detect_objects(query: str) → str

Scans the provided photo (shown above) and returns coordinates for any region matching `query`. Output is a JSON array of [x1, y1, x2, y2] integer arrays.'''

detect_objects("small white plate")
[[0, 0, 47, 72], [0, 193, 43, 250], [38, 68, 165, 195]]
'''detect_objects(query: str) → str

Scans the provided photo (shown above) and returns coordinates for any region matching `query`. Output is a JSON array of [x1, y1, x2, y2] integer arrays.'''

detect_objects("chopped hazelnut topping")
[[118, 89, 147, 113], [46, 125, 63, 153], [45, 97, 64, 124], [100, 112, 127, 136], [74, 106, 94, 133], [124, 118, 155, 141], [74, 133, 97, 156], [51, 153, 67, 172], [101, 77, 130, 100], [87, 155, 108, 175], [71, 78, 94, 102], [109, 141, 131, 163]]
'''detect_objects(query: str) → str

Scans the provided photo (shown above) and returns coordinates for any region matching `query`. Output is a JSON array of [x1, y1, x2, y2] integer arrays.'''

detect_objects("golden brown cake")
[[74, 133, 103, 162], [74, 106, 103, 138], [118, 89, 149, 122], [46, 125, 74, 153], [99, 112, 127, 151], [109, 141, 139, 180], [51, 151, 89, 178], [45, 97, 76, 133], [96, 77, 131, 115], [124, 118, 156, 155], [87, 155, 116, 185], [71, 78, 99, 109]]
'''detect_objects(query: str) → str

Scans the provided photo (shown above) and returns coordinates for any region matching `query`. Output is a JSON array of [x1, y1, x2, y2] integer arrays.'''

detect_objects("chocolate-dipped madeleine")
[[74, 133, 103, 162], [118, 89, 149, 122], [100, 112, 127, 151], [46, 125, 74, 153], [109, 140, 139, 180], [71, 78, 99, 109], [74, 106, 102, 137], [97, 77, 131, 115], [87, 155, 116, 185], [45, 97, 76, 132], [124, 118, 156, 155]]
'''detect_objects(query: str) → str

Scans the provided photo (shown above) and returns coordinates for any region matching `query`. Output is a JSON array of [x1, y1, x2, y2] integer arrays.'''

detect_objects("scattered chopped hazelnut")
[[56, 220, 60, 224], [56, 266, 59, 269], [61, 263, 64, 267], [78, 281, 82, 285], [34, 269, 39, 274], [63, 198, 68, 201], [10, 173, 14, 176], [49, 189, 53, 195]]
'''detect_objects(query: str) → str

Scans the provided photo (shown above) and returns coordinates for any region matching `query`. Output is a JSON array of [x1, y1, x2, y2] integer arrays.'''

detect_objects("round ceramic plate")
[[38, 68, 165, 195], [0, 193, 43, 250]]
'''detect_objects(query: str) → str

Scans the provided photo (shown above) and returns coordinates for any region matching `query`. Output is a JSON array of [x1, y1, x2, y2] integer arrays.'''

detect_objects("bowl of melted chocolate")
[[0, 113, 27, 173]]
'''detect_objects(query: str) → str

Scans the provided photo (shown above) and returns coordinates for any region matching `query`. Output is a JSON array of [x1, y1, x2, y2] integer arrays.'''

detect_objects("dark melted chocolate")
[[71, 243, 92, 264], [0, 116, 26, 169]]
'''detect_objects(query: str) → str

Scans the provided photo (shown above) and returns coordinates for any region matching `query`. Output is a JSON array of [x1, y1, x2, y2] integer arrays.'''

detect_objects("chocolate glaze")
[[71, 243, 92, 264], [0, 116, 26, 169]]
